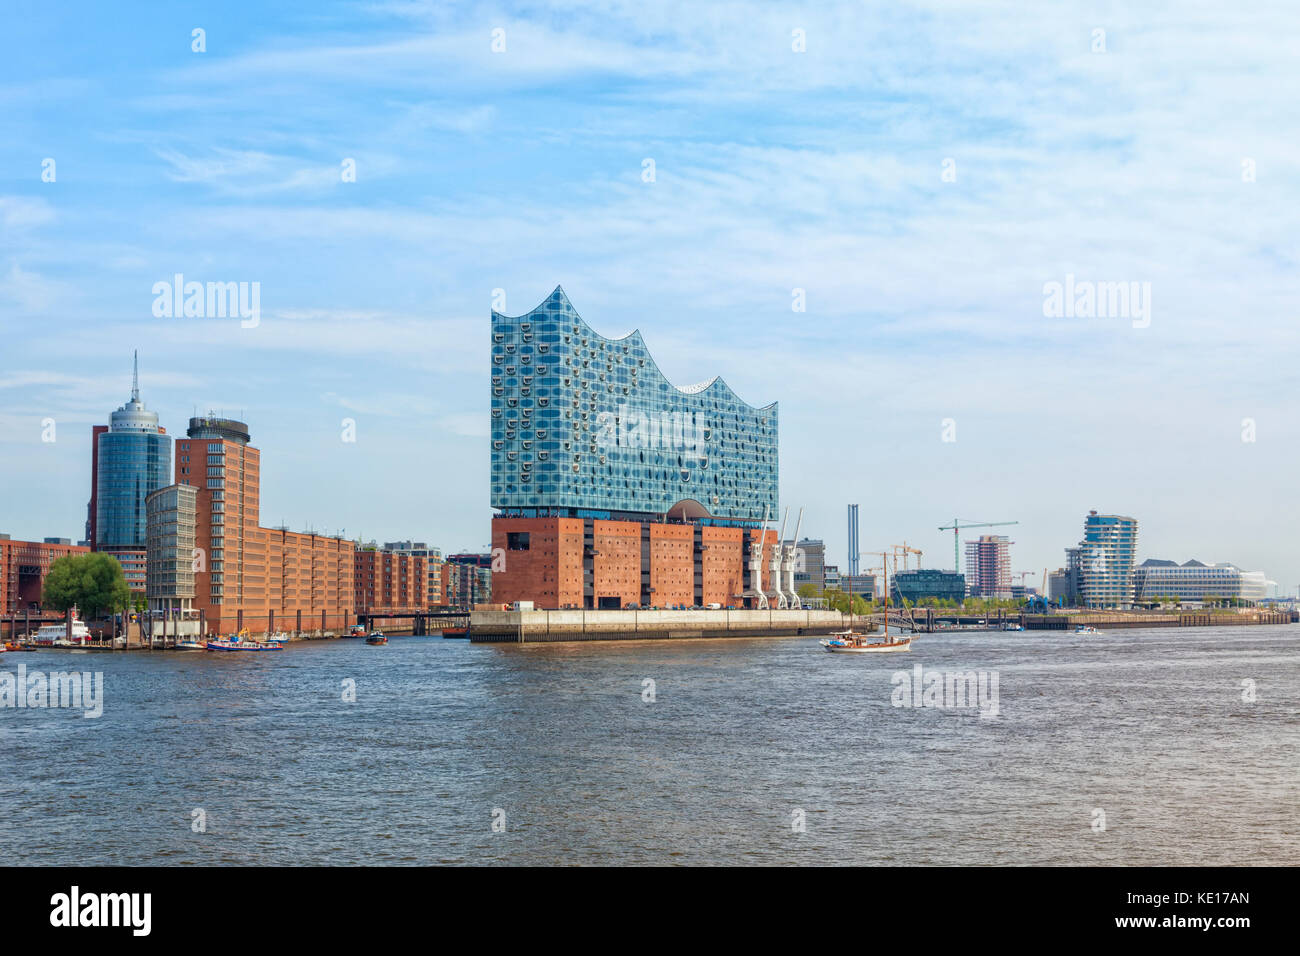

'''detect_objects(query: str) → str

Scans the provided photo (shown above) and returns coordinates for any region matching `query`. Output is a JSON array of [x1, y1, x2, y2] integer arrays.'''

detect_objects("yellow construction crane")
[[891, 542, 923, 575]]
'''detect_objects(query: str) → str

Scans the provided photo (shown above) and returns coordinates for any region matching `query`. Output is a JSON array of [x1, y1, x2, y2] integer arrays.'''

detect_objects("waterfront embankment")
[[469, 607, 846, 643], [1024, 609, 1297, 630]]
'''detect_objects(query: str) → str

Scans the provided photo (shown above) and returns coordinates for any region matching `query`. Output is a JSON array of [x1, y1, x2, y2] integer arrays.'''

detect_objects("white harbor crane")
[[781, 506, 805, 608], [744, 505, 771, 609], [769, 507, 790, 608]]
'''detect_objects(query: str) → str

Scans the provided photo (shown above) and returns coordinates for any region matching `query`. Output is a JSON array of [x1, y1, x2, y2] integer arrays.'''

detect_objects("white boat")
[[175, 640, 206, 651], [206, 629, 283, 652], [206, 638, 283, 652], [819, 555, 914, 654], [1002, 623, 1024, 632], [1075, 625, 1101, 635], [30, 618, 92, 646], [265, 632, 291, 644], [821, 630, 913, 653]]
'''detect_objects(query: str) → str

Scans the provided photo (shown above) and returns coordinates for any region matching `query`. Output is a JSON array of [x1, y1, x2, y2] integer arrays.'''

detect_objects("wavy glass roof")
[[490, 287, 778, 521]]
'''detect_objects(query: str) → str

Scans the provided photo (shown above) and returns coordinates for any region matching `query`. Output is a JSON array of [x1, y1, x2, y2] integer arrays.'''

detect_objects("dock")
[[469, 607, 846, 643], [908, 607, 1298, 631]]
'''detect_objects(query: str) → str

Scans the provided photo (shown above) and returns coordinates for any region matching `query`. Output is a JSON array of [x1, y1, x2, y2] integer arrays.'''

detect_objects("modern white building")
[[1132, 559, 1271, 605], [1077, 511, 1139, 608]]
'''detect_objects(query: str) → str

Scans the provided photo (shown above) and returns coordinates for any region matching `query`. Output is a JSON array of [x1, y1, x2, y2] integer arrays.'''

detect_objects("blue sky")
[[1, 1, 1297, 590]]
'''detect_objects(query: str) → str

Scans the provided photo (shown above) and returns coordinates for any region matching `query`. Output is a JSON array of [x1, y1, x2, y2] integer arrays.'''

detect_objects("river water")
[[2, 625, 1296, 865]]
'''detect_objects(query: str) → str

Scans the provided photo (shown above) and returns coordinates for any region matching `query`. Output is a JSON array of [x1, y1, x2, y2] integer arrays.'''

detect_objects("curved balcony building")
[[490, 288, 783, 611], [490, 286, 777, 522]]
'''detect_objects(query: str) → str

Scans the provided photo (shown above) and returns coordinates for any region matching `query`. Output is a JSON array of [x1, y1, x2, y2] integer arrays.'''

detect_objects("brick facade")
[[491, 516, 777, 610], [355, 549, 428, 613], [0, 537, 91, 616], [175, 432, 354, 635]]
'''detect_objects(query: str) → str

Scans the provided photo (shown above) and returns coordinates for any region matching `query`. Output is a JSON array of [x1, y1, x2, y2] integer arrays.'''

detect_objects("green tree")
[[42, 553, 132, 621]]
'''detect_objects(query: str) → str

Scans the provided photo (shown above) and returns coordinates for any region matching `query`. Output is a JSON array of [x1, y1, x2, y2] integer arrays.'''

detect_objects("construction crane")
[[937, 519, 1019, 573], [890, 543, 923, 577]]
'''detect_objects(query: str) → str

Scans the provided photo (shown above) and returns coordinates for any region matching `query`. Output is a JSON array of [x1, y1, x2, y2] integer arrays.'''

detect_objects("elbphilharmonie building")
[[490, 288, 786, 610], [490, 286, 777, 521]]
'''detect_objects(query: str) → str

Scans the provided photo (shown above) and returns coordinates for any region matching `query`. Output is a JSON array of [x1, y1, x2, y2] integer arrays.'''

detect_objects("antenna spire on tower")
[[131, 349, 140, 402]]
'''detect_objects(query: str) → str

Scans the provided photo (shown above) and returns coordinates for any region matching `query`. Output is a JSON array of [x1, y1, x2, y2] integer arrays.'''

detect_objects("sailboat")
[[820, 553, 914, 653]]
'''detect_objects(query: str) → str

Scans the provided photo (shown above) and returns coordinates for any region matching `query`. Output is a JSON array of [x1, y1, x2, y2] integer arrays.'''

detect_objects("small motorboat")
[[1075, 625, 1100, 635], [1002, 623, 1025, 632], [365, 632, 388, 645], [175, 640, 206, 651], [346, 624, 367, 639], [440, 626, 469, 639], [265, 631, 291, 644], [820, 629, 913, 653]]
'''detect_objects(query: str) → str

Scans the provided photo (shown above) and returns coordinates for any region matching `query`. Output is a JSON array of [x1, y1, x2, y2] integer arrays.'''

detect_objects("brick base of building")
[[491, 515, 777, 610]]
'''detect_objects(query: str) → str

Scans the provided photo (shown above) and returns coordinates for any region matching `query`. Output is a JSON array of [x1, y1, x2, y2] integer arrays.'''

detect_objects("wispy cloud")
[[0, 0, 1297, 584]]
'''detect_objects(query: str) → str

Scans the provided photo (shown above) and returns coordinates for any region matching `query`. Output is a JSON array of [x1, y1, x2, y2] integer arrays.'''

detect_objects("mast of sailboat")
[[883, 559, 889, 641]]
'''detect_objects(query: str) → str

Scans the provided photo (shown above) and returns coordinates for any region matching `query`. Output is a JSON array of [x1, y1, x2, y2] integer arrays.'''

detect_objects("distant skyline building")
[[446, 553, 493, 609], [89, 352, 171, 594], [840, 572, 875, 600], [381, 541, 447, 607], [824, 565, 841, 591], [789, 537, 825, 592], [355, 546, 428, 613], [964, 534, 1013, 599], [1046, 568, 1068, 603], [895, 569, 966, 605], [1077, 511, 1139, 608], [1132, 559, 1271, 605]]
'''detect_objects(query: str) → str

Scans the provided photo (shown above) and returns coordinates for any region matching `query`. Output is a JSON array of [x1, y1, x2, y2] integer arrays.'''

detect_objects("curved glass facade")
[[491, 287, 778, 521], [96, 431, 172, 548]]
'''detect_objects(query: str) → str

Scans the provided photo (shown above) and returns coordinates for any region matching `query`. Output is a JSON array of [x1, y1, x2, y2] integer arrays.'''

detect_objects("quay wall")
[[1023, 610, 1297, 630], [470, 608, 846, 643]]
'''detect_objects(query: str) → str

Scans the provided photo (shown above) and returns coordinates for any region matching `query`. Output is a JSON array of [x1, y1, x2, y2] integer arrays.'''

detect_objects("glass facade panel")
[[96, 430, 172, 549], [490, 287, 778, 520]]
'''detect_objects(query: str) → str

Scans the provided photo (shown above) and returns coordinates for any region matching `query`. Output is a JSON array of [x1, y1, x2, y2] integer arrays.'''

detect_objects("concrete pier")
[[469, 607, 846, 643]]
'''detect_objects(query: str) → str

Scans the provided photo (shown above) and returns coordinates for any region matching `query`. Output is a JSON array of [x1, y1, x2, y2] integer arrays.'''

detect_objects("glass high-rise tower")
[[91, 353, 172, 592]]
